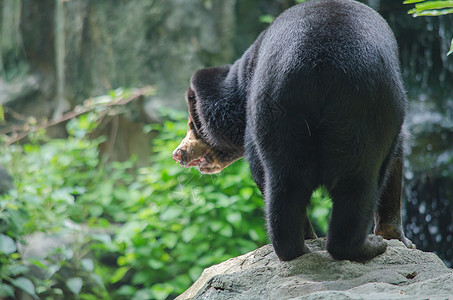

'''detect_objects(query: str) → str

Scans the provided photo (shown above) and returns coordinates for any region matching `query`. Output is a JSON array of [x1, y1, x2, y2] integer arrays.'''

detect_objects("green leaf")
[[111, 266, 130, 283], [240, 187, 253, 200], [414, 1, 453, 11], [226, 212, 242, 226], [188, 266, 203, 281], [89, 205, 104, 217], [66, 277, 83, 295], [447, 39, 453, 56], [48, 264, 60, 278], [219, 225, 233, 237], [5, 264, 28, 276], [181, 225, 198, 243], [413, 8, 453, 16], [249, 229, 260, 241], [0, 105, 4, 123], [11, 277, 37, 298], [160, 206, 183, 221], [27, 259, 49, 270], [117, 285, 136, 297], [0, 283, 15, 297], [0, 234, 17, 254], [405, 0, 453, 19], [403, 0, 427, 4], [209, 220, 223, 232], [89, 273, 104, 288], [161, 233, 178, 249], [80, 258, 94, 272], [150, 283, 173, 300], [148, 259, 164, 269], [61, 248, 74, 260], [50, 189, 75, 205], [90, 232, 112, 244], [259, 14, 274, 24], [132, 271, 150, 285]]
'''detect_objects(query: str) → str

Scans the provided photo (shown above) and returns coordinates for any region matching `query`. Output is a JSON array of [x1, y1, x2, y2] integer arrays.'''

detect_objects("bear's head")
[[172, 67, 244, 174]]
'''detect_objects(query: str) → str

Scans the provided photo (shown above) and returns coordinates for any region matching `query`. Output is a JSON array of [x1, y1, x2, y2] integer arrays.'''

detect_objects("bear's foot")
[[304, 215, 318, 240], [274, 241, 311, 261], [327, 234, 387, 262], [375, 222, 415, 249]]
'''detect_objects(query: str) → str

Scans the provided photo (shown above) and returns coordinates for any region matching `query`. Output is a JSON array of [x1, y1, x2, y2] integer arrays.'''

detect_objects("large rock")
[[177, 238, 453, 300]]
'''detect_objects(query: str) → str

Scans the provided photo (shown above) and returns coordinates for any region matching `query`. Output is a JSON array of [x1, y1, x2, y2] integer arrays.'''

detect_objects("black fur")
[[187, 0, 408, 261]]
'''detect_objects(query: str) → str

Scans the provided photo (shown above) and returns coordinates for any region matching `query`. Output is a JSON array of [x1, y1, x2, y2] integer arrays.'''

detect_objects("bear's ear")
[[189, 66, 231, 102], [188, 65, 231, 139], [186, 86, 196, 105], [186, 87, 201, 133]]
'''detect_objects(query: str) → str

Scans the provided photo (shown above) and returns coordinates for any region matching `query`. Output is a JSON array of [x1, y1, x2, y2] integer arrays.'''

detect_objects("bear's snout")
[[172, 148, 185, 163]]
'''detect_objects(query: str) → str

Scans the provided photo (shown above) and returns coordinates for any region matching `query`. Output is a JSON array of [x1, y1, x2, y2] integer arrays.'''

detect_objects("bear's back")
[[255, 0, 399, 82], [247, 0, 406, 151]]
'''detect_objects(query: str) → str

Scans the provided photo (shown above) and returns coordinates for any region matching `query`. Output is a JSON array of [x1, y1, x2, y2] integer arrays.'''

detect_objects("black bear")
[[173, 0, 413, 261]]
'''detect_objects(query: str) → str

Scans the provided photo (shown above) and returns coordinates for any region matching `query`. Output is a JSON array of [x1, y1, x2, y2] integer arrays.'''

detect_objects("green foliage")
[[0, 105, 4, 123], [259, 14, 275, 24], [259, 0, 308, 23], [404, 0, 453, 16], [1, 112, 111, 299], [308, 188, 332, 234], [101, 108, 269, 299], [404, 0, 453, 55], [0, 97, 331, 299]]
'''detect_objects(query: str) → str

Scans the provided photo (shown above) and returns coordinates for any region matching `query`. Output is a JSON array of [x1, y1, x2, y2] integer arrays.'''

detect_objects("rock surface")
[[177, 238, 453, 300]]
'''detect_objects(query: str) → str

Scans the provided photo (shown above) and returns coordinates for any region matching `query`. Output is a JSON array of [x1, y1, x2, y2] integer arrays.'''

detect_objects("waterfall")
[[0, 0, 23, 78], [52, 0, 69, 120], [366, 0, 381, 10]]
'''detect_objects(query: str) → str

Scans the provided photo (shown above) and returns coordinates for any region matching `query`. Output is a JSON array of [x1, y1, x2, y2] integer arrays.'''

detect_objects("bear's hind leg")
[[327, 177, 387, 261], [374, 141, 414, 248], [303, 209, 317, 239], [245, 135, 266, 195], [265, 173, 314, 261], [245, 136, 317, 243]]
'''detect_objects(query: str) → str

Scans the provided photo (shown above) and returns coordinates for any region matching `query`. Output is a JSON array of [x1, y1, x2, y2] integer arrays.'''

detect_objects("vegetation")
[[0, 89, 331, 299], [404, 0, 453, 55]]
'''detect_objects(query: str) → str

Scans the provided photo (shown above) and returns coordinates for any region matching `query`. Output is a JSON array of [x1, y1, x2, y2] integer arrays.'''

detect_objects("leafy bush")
[[0, 117, 110, 299], [0, 95, 331, 299], [100, 108, 269, 299]]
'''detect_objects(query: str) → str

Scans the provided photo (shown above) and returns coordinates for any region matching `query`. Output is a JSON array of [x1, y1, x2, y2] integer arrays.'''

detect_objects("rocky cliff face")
[[177, 238, 453, 300]]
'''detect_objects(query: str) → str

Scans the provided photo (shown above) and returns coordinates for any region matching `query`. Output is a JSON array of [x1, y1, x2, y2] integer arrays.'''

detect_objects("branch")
[[1, 86, 155, 146]]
